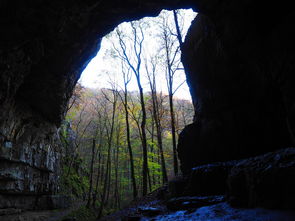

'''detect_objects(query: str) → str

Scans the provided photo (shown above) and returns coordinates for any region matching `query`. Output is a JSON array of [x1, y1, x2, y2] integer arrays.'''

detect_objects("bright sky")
[[79, 9, 197, 101]]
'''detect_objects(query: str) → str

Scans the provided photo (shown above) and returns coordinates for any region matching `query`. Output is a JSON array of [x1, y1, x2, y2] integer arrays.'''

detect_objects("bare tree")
[[145, 57, 168, 183], [86, 139, 96, 208], [113, 21, 149, 196], [158, 11, 187, 176], [118, 61, 138, 199], [98, 87, 119, 218]]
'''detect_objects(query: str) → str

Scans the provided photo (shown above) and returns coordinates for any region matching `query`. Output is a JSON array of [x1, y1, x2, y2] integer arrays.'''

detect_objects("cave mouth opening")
[[79, 8, 196, 102], [62, 9, 196, 204]]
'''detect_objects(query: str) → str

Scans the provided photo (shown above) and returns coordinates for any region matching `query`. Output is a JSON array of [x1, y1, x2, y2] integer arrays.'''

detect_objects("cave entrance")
[[62, 9, 196, 210]]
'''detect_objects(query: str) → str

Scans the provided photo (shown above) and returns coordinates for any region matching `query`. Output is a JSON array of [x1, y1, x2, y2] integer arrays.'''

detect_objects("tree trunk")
[[87, 139, 96, 208], [138, 86, 149, 196], [153, 92, 168, 183], [169, 93, 178, 176], [97, 91, 117, 218], [123, 85, 138, 199], [93, 151, 101, 207]]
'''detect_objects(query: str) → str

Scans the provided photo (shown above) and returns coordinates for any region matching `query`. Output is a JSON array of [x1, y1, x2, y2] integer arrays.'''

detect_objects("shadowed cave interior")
[[1, 0, 295, 220]]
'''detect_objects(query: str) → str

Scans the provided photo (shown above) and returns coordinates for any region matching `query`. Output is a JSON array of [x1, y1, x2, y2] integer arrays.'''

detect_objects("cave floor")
[[99, 188, 295, 221], [0, 201, 84, 221]]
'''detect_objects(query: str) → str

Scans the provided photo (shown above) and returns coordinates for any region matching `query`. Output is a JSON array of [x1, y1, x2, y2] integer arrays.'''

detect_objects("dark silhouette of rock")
[[228, 147, 295, 209], [179, 7, 295, 174], [168, 175, 189, 197], [185, 161, 236, 196]]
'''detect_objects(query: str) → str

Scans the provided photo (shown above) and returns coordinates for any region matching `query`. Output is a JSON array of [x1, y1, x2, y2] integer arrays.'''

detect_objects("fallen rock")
[[228, 148, 295, 209], [167, 195, 225, 211]]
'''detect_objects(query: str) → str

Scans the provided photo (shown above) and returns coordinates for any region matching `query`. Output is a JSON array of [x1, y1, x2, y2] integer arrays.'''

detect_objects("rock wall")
[[179, 2, 295, 174], [0, 104, 60, 209]]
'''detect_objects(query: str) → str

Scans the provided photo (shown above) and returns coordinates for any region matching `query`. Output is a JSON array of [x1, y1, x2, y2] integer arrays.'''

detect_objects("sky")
[[79, 9, 197, 101]]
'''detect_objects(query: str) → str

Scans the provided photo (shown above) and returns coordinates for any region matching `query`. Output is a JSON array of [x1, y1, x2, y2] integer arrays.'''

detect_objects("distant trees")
[[64, 87, 193, 214]]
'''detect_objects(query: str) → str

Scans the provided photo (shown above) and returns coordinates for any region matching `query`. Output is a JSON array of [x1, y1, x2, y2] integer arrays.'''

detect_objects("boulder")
[[228, 148, 295, 209], [184, 161, 236, 196]]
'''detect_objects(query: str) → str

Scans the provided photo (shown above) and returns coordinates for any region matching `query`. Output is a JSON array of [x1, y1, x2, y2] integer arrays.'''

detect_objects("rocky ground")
[[98, 190, 295, 221], [99, 148, 295, 221]]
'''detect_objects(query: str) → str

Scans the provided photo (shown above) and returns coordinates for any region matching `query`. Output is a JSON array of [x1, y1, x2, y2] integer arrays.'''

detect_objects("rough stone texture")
[[0, 120, 60, 209], [168, 161, 235, 197], [228, 148, 295, 210], [184, 161, 236, 196], [179, 2, 295, 173], [170, 148, 295, 211]]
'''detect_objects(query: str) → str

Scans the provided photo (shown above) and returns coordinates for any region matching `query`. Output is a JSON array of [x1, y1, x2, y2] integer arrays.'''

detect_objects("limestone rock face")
[[0, 111, 60, 209], [179, 2, 295, 173]]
